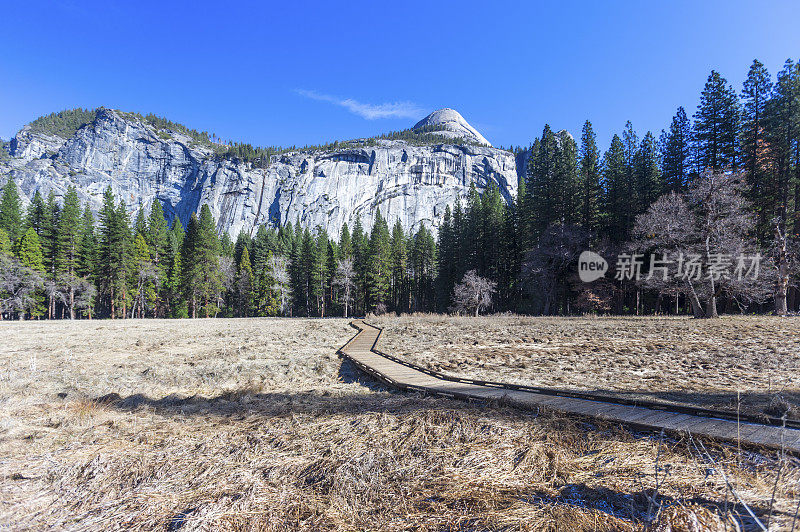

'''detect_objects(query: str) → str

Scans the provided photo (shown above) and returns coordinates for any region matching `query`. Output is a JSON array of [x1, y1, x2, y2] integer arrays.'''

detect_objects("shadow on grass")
[[95, 358, 487, 419], [336, 357, 391, 392], [523, 483, 777, 531], [92, 360, 792, 530]]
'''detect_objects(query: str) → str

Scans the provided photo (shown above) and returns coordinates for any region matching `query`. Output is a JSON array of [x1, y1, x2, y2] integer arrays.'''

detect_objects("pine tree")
[[366, 211, 391, 311], [451, 201, 465, 279], [579, 120, 601, 234], [250, 225, 278, 315], [389, 219, 408, 312], [662, 107, 692, 191], [0, 179, 22, 242], [220, 232, 234, 258], [622, 121, 638, 231], [134, 208, 147, 237], [480, 181, 505, 282], [146, 202, 169, 262], [556, 129, 580, 226], [765, 59, 800, 231], [14, 227, 46, 317], [277, 221, 294, 257], [0, 228, 10, 255], [233, 230, 252, 267], [15, 227, 45, 272], [463, 183, 483, 273], [633, 132, 663, 213], [168, 249, 186, 318], [39, 192, 61, 318], [25, 191, 46, 237], [77, 205, 97, 318], [436, 205, 455, 311], [145, 201, 170, 315], [351, 218, 368, 315], [42, 192, 60, 280], [325, 240, 337, 315], [57, 186, 83, 318], [311, 228, 329, 316], [131, 233, 156, 318], [166, 216, 186, 317], [601, 134, 628, 239], [235, 246, 254, 316], [410, 224, 437, 312], [526, 125, 558, 236], [741, 60, 773, 232], [339, 223, 352, 259], [515, 174, 531, 253], [295, 227, 315, 315], [116, 200, 133, 318], [181, 205, 222, 318], [694, 70, 741, 170], [498, 196, 522, 311], [98, 188, 131, 318]]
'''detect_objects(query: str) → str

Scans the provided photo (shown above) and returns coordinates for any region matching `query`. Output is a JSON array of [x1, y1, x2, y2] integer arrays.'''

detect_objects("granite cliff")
[[1, 108, 519, 237]]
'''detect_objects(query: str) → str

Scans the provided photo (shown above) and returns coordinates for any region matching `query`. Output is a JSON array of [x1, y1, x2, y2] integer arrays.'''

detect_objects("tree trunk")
[[702, 235, 719, 318], [774, 225, 789, 316], [704, 295, 719, 318], [686, 282, 705, 319], [775, 277, 788, 316], [69, 286, 75, 320]]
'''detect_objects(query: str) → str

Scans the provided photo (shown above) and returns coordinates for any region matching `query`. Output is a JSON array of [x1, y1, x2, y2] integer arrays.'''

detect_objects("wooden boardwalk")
[[338, 320, 800, 454]]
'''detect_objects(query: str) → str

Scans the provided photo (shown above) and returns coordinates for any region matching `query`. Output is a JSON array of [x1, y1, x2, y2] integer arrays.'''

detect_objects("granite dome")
[[413, 108, 491, 147]]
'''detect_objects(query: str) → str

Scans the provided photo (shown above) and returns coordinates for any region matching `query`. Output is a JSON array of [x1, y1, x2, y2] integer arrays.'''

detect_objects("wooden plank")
[[338, 322, 800, 454]]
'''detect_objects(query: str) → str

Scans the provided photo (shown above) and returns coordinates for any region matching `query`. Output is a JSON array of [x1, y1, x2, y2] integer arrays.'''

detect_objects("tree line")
[[0, 181, 440, 320], [1, 58, 799, 319]]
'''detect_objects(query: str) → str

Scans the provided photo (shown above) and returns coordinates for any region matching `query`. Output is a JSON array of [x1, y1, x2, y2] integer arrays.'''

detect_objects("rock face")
[[1, 108, 519, 238], [412, 108, 491, 146]]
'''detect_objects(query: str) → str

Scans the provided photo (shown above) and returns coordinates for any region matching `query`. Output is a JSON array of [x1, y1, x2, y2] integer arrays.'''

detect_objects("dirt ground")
[[373, 315, 800, 421], [0, 317, 798, 530]]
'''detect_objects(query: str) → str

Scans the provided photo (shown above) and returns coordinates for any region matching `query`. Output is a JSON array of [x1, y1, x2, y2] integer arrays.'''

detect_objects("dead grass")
[[372, 314, 800, 421], [0, 317, 797, 530]]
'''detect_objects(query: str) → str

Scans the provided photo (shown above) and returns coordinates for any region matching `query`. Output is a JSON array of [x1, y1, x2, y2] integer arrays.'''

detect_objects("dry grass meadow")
[[0, 316, 798, 530], [373, 315, 800, 421]]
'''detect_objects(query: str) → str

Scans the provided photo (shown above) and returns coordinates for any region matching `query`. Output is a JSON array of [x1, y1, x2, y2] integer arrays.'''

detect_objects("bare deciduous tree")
[[268, 255, 291, 316], [771, 222, 798, 316], [522, 224, 590, 315], [0, 255, 43, 320], [132, 262, 160, 319], [451, 270, 496, 316], [44, 279, 66, 319], [70, 276, 97, 318], [632, 170, 774, 318], [334, 258, 356, 318], [218, 256, 236, 315], [57, 273, 96, 319]]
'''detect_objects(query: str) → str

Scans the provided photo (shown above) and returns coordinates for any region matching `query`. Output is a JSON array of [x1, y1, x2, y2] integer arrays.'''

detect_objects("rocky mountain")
[[1, 108, 519, 238], [412, 108, 492, 146]]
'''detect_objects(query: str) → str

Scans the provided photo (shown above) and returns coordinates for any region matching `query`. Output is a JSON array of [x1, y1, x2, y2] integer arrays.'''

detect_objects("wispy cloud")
[[295, 89, 425, 120]]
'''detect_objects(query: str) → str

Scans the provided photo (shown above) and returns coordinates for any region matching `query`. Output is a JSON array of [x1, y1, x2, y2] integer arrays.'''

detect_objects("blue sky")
[[1, 1, 798, 151]]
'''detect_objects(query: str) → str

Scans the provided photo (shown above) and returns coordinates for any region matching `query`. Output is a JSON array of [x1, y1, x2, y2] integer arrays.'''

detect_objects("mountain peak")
[[412, 108, 490, 147]]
